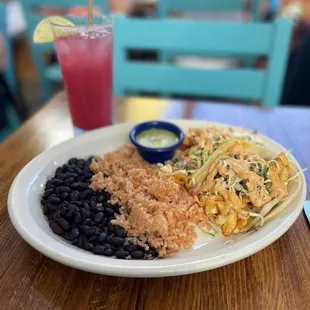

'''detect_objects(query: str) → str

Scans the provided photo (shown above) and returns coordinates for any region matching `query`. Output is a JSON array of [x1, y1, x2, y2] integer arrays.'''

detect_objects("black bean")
[[66, 172, 79, 178], [68, 203, 80, 210], [58, 218, 70, 230], [83, 202, 90, 211], [71, 182, 80, 189], [131, 251, 144, 259], [53, 211, 61, 222], [74, 167, 83, 175], [125, 245, 138, 252], [103, 248, 114, 257], [71, 239, 79, 246], [105, 208, 115, 215], [63, 233, 71, 240], [77, 159, 86, 166], [68, 158, 78, 165], [98, 233, 107, 243], [146, 249, 158, 257], [95, 207, 104, 213], [48, 196, 61, 204], [50, 179, 63, 186], [80, 190, 91, 198], [66, 205, 78, 218], [89, 201, 96, 210], [78, 176, 85, 182], [113, 237, 125, 246], [73, 212, 82, 225], [109, 216, 116, 221], [55, 167, 63, 175], [83, 168, 92, 178], [43, 189, 54, 199], [57, 186, 71, 193], [70, 201, 82, 206], [94, 212, 104, 223], [80, 208, 90, 220], [62, 164, 70, 172], [57, 173, 67, 180], [97, 195, 104, 203], [59, 206, 67, 216], [103, 243, 112, 249], [107, 222, 114, 232], [89, 236, 97, 242], [103, 227, 108, 234], [84, 226, 96, 236], [115, 250, 130, 259], [43, 205, 50, 215], [68, 228, 80, 240], [114, 204, 121, 214], [69, 193, 79, 201], [103, 202, 113, 209], [47, 214, 53, 221], [67, 177, 75, 183], [60, 192, 69, 200], [63, 179, 71, 186], [84, 243, 94, 251], [92, 246, 106, 255], [90, 196, 97, 203], [114, 226, 125, 238], [79, 182, 89, 189], [45, 183, 55, 189], [50, 223, 63, 235], [103, 192, 111, 200], [77, 236, 84, 248], [46, 202, 58, 211], [67, 168, 75, 173], [102, 218, 108, 227], [83, 218, 91, 225], [107, 234, 115, 244]]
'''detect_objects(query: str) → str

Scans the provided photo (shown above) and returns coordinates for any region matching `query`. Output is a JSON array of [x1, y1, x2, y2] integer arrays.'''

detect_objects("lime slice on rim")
[[33, 16, 75, 43]]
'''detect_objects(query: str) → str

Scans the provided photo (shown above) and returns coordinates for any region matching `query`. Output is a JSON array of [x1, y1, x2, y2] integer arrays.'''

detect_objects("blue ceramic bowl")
[[129, 121, 184, 163]]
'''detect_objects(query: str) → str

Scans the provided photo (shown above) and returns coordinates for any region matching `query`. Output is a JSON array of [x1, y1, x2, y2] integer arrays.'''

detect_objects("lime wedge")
[[33, 16, 75, 43]]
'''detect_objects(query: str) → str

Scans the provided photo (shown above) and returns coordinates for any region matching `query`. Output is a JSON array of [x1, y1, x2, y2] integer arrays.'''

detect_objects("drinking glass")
[[51, 15, 113, 134]]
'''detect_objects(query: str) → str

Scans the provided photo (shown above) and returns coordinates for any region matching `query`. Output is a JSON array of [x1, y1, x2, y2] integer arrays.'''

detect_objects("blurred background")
[[1, 0, 310, 140]]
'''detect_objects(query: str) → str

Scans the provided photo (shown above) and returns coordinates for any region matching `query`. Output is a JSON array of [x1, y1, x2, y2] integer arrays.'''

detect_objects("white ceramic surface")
[[8, 120, 307, 278]]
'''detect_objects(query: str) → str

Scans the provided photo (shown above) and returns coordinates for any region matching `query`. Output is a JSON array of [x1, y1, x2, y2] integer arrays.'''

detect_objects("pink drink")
[[54, 22, 113, 131]]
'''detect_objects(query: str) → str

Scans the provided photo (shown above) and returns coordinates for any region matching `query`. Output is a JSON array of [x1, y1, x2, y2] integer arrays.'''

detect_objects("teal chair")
[[113, 16, 292, 107], [157, 0, 262, 66], [20, 0, 108, 102], [157, 0, 262, 21]]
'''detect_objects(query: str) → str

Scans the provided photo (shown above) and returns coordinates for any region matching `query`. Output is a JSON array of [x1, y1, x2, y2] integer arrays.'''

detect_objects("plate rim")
[[7, 120, 307, 277]]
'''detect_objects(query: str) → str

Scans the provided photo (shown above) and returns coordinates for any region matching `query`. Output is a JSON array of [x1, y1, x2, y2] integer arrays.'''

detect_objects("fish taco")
[[189, 140, 303, 236]]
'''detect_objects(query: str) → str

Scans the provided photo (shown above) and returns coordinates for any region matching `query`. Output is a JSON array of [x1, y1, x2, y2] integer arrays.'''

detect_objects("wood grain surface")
[[0, 92, 310, 310]]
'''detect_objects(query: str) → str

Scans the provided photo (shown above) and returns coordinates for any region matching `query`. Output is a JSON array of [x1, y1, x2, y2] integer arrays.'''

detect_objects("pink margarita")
[[53, 17, 113, 132]]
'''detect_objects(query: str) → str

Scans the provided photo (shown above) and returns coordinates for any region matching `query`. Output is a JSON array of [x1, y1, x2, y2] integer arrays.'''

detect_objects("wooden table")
[[1, 93, 310, 310]]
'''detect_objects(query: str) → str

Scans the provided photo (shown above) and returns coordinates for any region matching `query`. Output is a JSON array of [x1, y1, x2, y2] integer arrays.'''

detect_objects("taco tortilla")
[[191, 140, 303, 236]]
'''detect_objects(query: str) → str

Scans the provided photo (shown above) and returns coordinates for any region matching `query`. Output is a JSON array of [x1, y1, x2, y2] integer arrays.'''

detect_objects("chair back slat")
[[114, 16, 292, 107]]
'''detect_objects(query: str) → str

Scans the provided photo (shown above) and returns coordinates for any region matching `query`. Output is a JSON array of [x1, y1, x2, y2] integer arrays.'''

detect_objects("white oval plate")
[[8, 120, 307, 278]]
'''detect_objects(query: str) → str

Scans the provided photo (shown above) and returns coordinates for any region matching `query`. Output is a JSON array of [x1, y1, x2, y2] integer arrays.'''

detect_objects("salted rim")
[[50, 14, 113, 32]]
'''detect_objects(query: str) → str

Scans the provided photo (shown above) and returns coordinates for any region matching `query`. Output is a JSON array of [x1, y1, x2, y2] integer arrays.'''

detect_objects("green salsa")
[[136, 128, 178, 148]]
